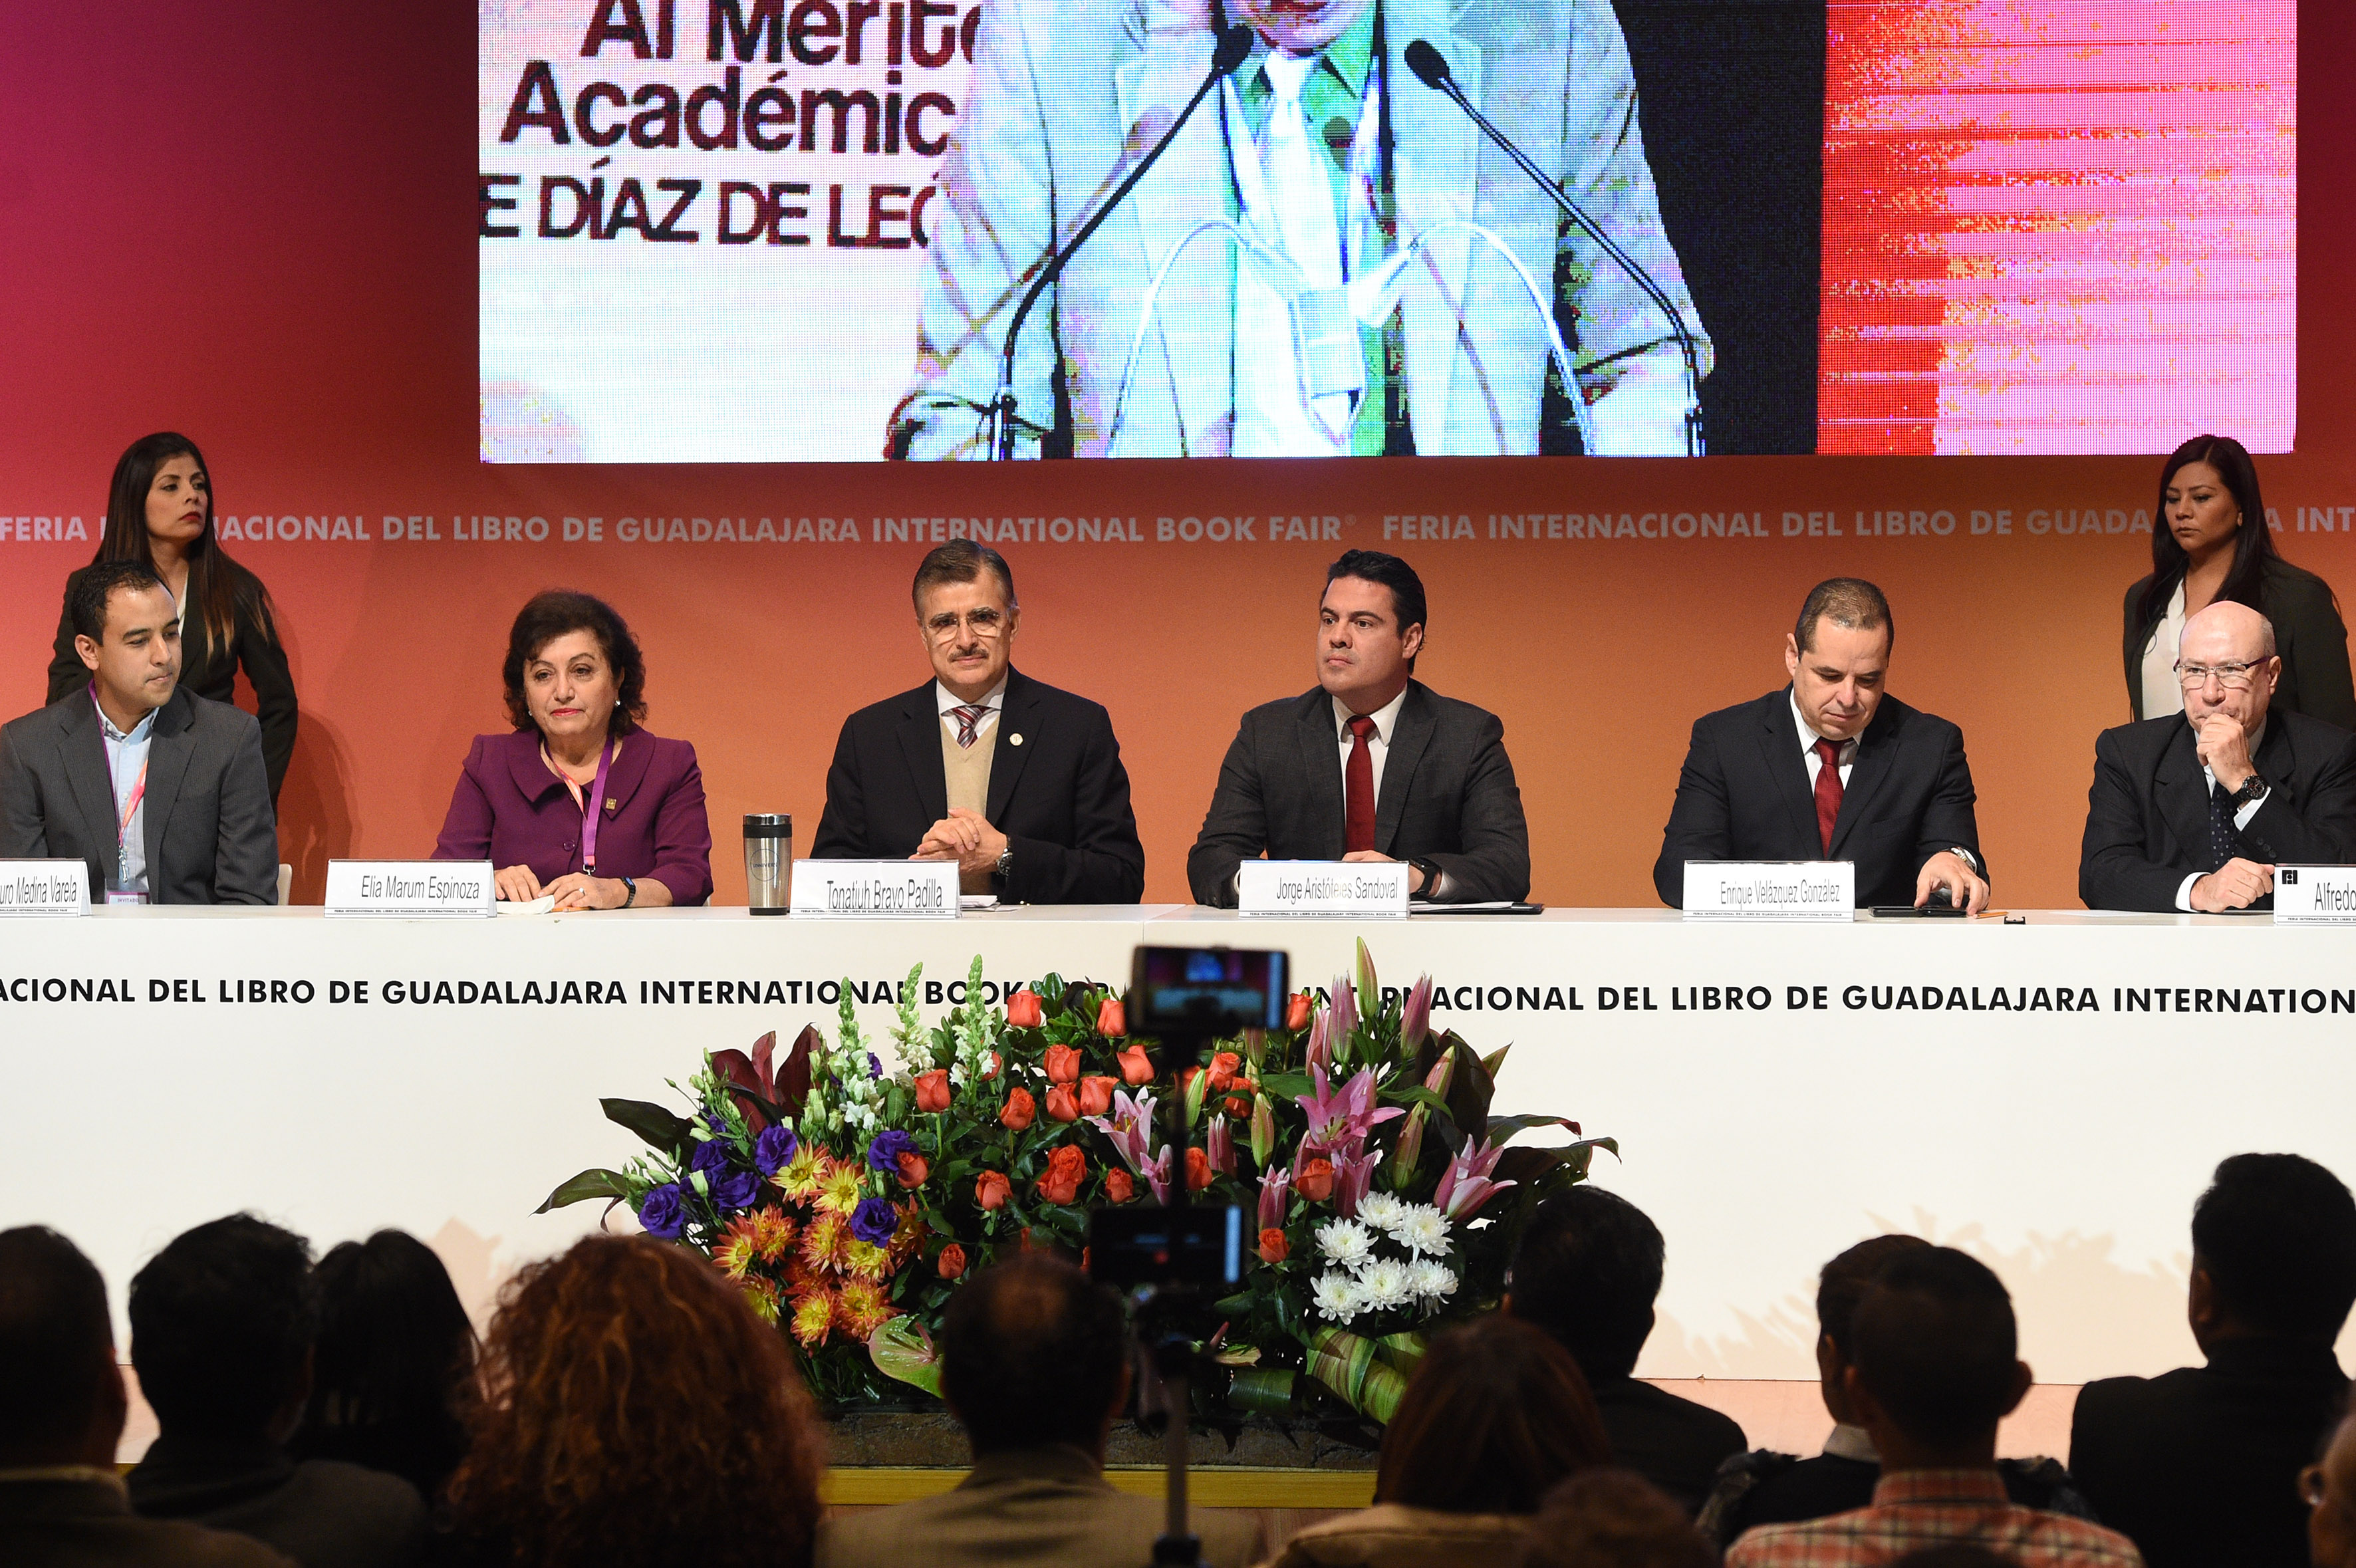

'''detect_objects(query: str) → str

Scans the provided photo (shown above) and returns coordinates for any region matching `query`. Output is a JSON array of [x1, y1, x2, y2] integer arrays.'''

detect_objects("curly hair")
[[1376, 1314, 1611, 1513], [501, 590, 649, 737], [444, 1236, 823, 1568]]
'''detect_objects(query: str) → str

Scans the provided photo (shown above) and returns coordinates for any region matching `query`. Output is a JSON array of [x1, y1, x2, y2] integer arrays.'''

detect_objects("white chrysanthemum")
[[1393, 1204, 1451, 1256], [1359, 1258, 1413, 1310], [1311, 1271, 1362, 1323], [1315, 1219, 1374, 1268], [1407, 1259, 1458, 1301], [1355, 1192, 1408, 1232], [949, 1065, 970, 1088]]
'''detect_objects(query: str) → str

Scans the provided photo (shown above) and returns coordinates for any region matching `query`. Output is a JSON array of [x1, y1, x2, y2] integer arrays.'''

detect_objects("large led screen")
[[478, 0, 2295, 461]]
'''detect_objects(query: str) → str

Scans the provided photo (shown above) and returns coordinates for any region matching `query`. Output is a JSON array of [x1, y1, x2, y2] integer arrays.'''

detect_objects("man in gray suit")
[[891, 0, 1709, 459], [1, 559, 276, 905], [1188, 550, 1530, 905], [818, 1254, 1263, 1568]]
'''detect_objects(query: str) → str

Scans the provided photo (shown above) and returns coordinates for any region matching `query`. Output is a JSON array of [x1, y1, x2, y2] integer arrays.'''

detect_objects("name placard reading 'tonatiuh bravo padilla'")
[[1682, 860, 1856, 922], [2274, 866, 2356, 925], [789, 860, 959, 919], [325, 860, 495, 918], [0, 860, 90, 918], [1238, 860, 1410, 918]]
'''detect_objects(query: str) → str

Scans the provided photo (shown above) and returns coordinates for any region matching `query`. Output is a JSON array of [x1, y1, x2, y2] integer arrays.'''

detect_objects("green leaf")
[[868, 1315, 943, 1396], [535, 1168, 633, 1214], [1479, 1043, 1511, 1079], [1258, 1071, 1313, 1103], [601, 1097, 694, 1154], [1483, 1112, 1580, 1142]]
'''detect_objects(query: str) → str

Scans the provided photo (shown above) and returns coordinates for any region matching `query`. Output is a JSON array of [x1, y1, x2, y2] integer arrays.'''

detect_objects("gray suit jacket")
[[1187, 682, 1530, 905], [0, 687, 278, 905], [816, 1444, 1264, 1568], [894, 0, 1710, 458]]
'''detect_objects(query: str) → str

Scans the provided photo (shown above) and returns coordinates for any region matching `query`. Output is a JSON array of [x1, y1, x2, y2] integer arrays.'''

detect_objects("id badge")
[[104, 890, 150, 906]]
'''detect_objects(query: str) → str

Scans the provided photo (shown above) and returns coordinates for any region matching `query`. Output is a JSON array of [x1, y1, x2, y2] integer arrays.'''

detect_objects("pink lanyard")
[[575, 737, 616, 872], [118, 759, 148, 850]]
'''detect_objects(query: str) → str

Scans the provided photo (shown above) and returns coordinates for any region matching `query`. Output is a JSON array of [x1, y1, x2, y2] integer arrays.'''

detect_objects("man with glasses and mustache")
[[812, 541, 1146, 904], [2081, 600, 2356, 912]]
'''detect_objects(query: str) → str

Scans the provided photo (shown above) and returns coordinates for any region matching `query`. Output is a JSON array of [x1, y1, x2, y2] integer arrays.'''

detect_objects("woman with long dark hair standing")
[[2124, 434, 2354, 729], [47, 433, 299, 799]]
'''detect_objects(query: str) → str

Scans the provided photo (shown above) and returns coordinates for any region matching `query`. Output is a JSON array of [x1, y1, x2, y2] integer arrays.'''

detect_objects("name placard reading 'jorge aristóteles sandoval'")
[[325, 860, 496, 918], [0, 860, 90, 918], [1238, 860, 1410, 918], [789, 860, 959, 920]]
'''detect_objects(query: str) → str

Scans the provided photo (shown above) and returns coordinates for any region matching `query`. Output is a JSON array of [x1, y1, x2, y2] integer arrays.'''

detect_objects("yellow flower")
[[841, 1238, 891, 1280], [750, 1207, 799, 1263], [813, 1158, 868, 1217], [772, 1144, 827, 1202], [714, 1214, 764, 1279], [739, 1277, 781, 1324], [787, 1285, 837, 1349], [837, 1280, 895, 1341], [799, 1211, 851, 1275]]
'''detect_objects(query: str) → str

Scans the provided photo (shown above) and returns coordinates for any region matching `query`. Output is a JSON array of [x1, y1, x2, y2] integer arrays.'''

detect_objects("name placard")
[[1682, 860, 1855, 922], [2274, 866, 2356, 925], [325, 860, 496, 918], [0, 860, 90, 918], [789, 860, 959, 919], [1238, 860, 1410, 918]]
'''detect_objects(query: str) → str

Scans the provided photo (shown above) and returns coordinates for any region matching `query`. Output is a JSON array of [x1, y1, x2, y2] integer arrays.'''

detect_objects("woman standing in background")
[[47, 432, 299, 799], [2124, 434, 2355, 730]]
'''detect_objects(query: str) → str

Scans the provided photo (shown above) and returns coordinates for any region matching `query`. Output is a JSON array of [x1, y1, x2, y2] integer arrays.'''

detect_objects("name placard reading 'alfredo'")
[[1238, 860, 1410, 918], [1682, 861, 1856, 922], [0, 860, 90, 918], [2274, 866, 2356, 926], [325, 860, 496, 919], [789, 860, 959, 920]]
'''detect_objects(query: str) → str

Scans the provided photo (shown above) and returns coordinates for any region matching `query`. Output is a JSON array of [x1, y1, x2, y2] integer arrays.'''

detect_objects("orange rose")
[[894, 1151, 929, 1188], [1000, 1087, 1036, 1131], [1043, 1043, 1082, 1084], [1223, 1094, 1252, 1119], [976, 1171, 1012, 1210], [937, 1242, 968, 1279], [1037, 1145, 1087, 1205], [1045, 1084, 1080, 1123], [1206, 1051, 1243, 1091], [1104, 1168, 1136, 1204], [1286, 991, 1313, 1031], [1258, 1228, 1290, 1263], [1117, 1043, 1154, 1086], [1006, 988, 1044, 1027], [1097, 995, 1127, 1037], [914, 1069, 951, 1113], [1079, 1075, 1118, 1116], [1297, 1158, 1335, 1202], [1185, 1146, 1214, 1192]]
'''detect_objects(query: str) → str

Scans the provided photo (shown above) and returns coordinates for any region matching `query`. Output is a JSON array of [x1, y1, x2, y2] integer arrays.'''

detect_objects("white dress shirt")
[[2176, 718, 2268, 911], [2139, 581, 2188, 721], [936, 676, 1007, 746], [94, 693, 158, 898], [1791, 692, 1857, 790]]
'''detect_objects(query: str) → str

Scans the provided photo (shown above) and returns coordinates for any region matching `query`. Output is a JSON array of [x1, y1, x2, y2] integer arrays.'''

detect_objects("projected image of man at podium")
[[888, 0, 1709, 459]]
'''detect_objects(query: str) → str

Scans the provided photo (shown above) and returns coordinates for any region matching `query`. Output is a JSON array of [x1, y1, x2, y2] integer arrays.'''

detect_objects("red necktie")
[[1813, 737, 1843, 855], [1345, 715, 1377, 853]]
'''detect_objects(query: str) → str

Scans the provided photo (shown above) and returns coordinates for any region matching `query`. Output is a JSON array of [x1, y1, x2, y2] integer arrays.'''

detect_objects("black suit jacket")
[[2077, 709, 2356, 911], [1184, 682, 1531, 906], [0, 686, 278, 904], [2069, 1337, 2347, 1568], [129, 1434, 428, 1568], [811, 668, 1144, 904], [2124, 559, 2356, 731], [1653, 688, 1985, 908], [1589, 1377, 1747, 1519]]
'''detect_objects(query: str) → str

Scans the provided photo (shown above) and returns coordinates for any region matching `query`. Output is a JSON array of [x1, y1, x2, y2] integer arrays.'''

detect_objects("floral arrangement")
[[543, 943, 1613, 1421]]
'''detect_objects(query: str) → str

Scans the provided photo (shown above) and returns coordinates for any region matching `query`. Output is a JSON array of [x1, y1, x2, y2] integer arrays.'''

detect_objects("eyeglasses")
[[925, 609, 1007, 642], [2176, 660, 2265, 690]]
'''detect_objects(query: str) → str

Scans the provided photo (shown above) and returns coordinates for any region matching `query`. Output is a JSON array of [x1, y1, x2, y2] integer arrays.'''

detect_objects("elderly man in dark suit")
[[1187, 550, 1530, 906], [814, 540, 1144, 904], [0, 559, 277, 905], [1655, 577, 1988, 911], [2081, 598, 2356, 912]]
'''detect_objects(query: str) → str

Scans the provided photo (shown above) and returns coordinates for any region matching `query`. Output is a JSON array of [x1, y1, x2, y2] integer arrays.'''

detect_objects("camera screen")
[[1130, 947, 1289, 1035]]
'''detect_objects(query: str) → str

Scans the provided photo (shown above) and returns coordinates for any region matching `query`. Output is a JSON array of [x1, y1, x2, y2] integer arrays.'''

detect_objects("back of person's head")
[[446, 1234, 821, 1568], [1817, 1234, 1934, 1356], [1376, 1314, 1610, 1514], [291, 1230, 477, 1497], [1847, 1247, 2020, 1448], [1521, 1469, 1712, 1568], [130, 1214, 316, 1441], [939, 1253, 1127, 1456], [2190, 1152, 2356, 1341], [0, 1227, 122, 1467], [1507, 1187, 1664, 1382]]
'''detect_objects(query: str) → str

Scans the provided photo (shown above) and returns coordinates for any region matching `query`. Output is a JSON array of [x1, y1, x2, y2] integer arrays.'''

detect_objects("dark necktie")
[[951, 705, 987, 748], [1813, 737, 1844, 856], [2208, 779, 2242, 871], [1345, 716, 1377, 854]]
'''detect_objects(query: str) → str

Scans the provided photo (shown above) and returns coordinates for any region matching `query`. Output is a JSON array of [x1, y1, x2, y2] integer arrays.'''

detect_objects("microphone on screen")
[[988, 24, 1258, 459], [1401, 39, 1706, 457]]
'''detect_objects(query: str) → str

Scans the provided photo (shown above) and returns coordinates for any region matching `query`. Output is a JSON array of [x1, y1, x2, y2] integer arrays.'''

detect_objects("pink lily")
[[1390, 1047, 1455, 1178], [1257, 1166, 1292, 1232], [1329, 972, 1359, 1044], [1331, 1146, 1381, 1218], [1304, 1003, 1334, 1075], [1140, 1145, 1174, 1205], [1295, 1065, 1404, 1151], [1401, 975, 1434, 1051], [1206, 1116, 1236, 1176], [1434, 1136, 1516, 1220], [1085, 1087, 1158, 1176]]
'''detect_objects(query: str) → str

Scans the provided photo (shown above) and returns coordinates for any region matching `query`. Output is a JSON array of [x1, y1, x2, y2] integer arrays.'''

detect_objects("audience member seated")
[[1266, 1315, 1609, 1568], [1887, 1550, 2026, 1568], [1726, 1247, 2142, 1568], [2311, 1401, 2356, 1568], [1521, 1469, 1714, 1568], [2071, 1153, 2356, 1568], [1702, 1236, 2093, 1545], [819, 1253, 1262, 1568], [125, 1216, 427, 1568], [442, 1234, 823, 1568], [287, 1231, 476, 1506], [0, 1226, 294, 1568], [1505, 1188, 1746, 1515]]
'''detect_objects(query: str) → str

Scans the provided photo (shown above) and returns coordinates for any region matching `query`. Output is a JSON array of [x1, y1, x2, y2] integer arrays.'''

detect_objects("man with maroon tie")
[[1187, 550, 1531, 906], [1654, 577, 1990, 912]]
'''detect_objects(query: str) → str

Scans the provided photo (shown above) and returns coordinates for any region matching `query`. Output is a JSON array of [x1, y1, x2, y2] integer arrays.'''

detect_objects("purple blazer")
[[433, 728, 713, 906]]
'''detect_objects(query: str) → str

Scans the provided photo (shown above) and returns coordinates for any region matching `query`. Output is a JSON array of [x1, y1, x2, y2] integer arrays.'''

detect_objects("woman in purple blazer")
[[434, 591, 712, 908]]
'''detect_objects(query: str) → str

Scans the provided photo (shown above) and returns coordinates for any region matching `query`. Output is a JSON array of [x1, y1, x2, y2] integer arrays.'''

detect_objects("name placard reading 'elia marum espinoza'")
[[325, 860, 495, 918]]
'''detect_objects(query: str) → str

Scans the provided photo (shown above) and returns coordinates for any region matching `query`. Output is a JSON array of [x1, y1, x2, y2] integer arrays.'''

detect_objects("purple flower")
[[753, 1124, 799, 1176], [637, 1183, 685, 1239], [689, 1138, 733, 1178], [849, 1196, 900, 1247], [866, 1129, 919, 1175], [868, 1053, 884, 1081], [712, 1170, 759, 1212]]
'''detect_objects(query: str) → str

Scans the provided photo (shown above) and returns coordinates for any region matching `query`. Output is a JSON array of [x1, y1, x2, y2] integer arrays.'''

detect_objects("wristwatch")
[[2230, 773, 2270, 810], [994, 847, 1013, 882], [1948, 846, 1981, 875], [620, 875, 637, 909], [1408, 856, 1442, 894]]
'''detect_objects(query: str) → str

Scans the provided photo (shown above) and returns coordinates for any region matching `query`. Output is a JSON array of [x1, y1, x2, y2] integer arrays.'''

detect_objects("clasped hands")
[[914, 807, 1009, 892], [495, 864, 630, 909]]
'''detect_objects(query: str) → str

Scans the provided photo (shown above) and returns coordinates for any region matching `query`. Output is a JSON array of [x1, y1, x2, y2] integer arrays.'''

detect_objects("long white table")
[[6, 906, 2353, 1383]]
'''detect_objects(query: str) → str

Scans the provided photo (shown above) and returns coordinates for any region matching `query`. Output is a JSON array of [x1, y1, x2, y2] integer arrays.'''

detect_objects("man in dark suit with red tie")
[[1187, 551, 1531, 906], [812, 541, 1145, 904], [1654, 578, 1989, 911]]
